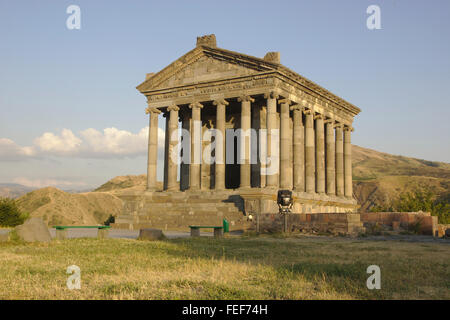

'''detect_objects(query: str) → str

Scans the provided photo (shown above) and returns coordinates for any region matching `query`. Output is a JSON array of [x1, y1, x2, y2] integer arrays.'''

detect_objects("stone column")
[[189, 102, 203, 190], [335, 124, 344, 196], [166, 105, 179, 191], [213, 99, 228, 190], [279, 99, 291, 189], [163, 112, 169, 190], [265, 92, 279, 188], [325, 119, 336, 195], [291, 105, 304, 191], [145, 107, 161, 191], [344, 126, 353, 198], [315, 114, 325, 194], [238, 95, 254, 189], [304, 109, 315, 193]]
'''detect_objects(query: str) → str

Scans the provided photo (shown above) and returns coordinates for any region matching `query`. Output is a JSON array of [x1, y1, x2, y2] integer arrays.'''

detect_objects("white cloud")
[[0, 126, 165, 161], [0, 138, 36, 161], [34, 129, 82, 155], [79, 127, 149, 157]]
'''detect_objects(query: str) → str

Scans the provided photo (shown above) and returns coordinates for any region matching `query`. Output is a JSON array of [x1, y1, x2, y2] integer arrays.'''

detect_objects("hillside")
[[16, 187, 122, 226], [352, 145, 450, 211], [352, 145, 450, 180], [94, 175, 148, 194]]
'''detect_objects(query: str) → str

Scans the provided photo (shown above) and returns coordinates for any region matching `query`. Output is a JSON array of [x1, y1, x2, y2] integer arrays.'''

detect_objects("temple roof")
[[137, 35, 360, 116]]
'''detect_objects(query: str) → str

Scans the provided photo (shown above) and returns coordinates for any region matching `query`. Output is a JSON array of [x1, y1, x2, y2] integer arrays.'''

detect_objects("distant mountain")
[[0, 183, 35, 198]]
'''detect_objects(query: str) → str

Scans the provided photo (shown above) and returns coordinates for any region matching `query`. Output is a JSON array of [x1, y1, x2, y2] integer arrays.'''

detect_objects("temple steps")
[[112, 192, 247, 230]]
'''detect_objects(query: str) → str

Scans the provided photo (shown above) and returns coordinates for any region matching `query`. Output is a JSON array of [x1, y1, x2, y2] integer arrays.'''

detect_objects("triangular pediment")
[[137, 47, 275, 93]]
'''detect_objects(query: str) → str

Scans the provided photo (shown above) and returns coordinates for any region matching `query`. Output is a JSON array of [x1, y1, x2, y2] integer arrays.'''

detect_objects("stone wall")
[[255, 213, 365, 236], [359, 212, 438, 235]]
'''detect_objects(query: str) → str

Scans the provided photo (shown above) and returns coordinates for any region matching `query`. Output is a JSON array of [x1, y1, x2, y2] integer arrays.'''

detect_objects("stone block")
[[190, 228, 200, 237], [138, 228, 165, 240], [15, 217, 51, 243], [56, 229, 67, 240], [392, 221, 400, 231], [97, 229, 109, 239], [214, 228, 224, 238]]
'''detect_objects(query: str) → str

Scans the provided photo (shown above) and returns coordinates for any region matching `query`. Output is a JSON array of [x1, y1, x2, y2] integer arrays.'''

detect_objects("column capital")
[[167, 105, 180, 112], [303, 108, 314, 115], [213, 99, 229, 106], [334, 122, 344, 129], [278, 98, 292, 105], [264, 91, 279, 99], [237, 95, 255, 103], [290, 104, 303, 111], [189, 102, 204, 109], [324, 118, 335, 124], [343, 125, 354, 132], [145, 106, 162, 114], [314, 113, 324, 120]]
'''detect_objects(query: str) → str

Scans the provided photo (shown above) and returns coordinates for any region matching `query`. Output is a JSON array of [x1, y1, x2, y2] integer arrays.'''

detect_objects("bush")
[[370, 191, 450, 224], [103, 214, 115, 226], [0, 198, 29, 227]]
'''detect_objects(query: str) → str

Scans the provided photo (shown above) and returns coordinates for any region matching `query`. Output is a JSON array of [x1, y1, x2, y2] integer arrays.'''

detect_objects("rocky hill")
[[16, 187, 122, 226], [94, 175, 148, 194]]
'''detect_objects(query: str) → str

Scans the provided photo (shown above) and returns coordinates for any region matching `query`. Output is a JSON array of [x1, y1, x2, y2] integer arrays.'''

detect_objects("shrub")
[[0, 198, 29, 227], [370, 191, 450, 224], [104, 214, 115, 226]]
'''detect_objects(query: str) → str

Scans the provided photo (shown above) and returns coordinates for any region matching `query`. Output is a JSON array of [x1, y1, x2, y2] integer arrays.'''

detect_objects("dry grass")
[[0, 235, 448, 300]]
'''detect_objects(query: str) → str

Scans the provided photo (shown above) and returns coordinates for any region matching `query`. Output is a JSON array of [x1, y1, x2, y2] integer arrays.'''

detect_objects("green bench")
[[53, 226, 111, 240], [189, 219, 229, 238]]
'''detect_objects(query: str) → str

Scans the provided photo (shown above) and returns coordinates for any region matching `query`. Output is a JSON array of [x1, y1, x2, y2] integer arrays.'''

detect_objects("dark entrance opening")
[[225, 135, 240, 189]]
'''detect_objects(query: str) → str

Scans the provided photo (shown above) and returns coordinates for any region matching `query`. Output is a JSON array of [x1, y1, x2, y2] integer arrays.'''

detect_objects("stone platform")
[[111, 189, 358, 231], [111, 190, 249, 230]]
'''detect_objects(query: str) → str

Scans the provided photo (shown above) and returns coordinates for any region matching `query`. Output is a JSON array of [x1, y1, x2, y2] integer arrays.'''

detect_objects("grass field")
[[0, 235, 449, 299]]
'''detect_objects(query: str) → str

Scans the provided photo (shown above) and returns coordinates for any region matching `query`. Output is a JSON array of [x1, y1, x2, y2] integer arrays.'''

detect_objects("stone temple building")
[[113, 35, 361, 231]]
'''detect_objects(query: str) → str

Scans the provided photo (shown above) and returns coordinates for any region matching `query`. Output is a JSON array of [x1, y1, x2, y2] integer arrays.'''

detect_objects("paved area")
[[1, 227, 212, 239], [47, 228, 214, 239]]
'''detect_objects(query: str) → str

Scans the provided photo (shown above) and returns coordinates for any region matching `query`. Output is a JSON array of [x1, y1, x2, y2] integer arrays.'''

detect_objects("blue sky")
[[0, 0, 449, 189]]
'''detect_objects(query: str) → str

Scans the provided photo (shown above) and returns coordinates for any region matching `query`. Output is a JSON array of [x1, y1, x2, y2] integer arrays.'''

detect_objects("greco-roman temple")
[[113, 35, 361, 231]]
